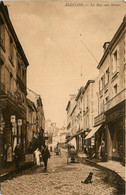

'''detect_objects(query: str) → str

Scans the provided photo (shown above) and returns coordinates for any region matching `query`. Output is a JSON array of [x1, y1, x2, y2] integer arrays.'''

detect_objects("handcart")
[[54, 147, 61, 155], [67, 146, 79, 164]]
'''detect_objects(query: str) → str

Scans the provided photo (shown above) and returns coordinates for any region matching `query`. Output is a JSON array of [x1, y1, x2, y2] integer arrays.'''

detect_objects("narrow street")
[[1, 149, 125, 195]]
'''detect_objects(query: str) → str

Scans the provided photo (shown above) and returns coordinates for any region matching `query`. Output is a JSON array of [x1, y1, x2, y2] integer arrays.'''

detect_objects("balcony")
[[94, 112, 105, 126], [104, 88, 126, 112], [7, 90, 26, 111]]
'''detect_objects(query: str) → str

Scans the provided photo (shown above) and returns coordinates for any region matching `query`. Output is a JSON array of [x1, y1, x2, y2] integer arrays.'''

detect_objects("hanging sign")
[[17, 119, 22, 126], [10, 115, 16, 123]]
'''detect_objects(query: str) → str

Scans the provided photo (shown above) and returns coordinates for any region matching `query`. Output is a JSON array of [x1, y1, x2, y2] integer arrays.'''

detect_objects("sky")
[[5, 0, 126, 127]]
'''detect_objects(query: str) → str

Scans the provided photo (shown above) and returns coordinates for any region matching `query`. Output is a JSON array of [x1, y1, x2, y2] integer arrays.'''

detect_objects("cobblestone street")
[[1, 150, 125, 195]]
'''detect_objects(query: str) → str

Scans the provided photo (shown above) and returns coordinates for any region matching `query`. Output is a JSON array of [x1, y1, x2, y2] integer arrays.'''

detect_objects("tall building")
[[94, 15, 126, 163], [0, 2, 29, 165]]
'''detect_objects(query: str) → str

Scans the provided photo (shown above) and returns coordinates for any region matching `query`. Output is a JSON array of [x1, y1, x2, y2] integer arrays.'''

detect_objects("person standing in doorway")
[[7, 144, 12, 167], [14, 144, 21, 170], [41, 145, 50, 170], [3, 144, 7, 167]]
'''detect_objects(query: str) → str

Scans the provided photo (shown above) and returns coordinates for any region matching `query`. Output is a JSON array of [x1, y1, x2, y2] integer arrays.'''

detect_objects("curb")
[[1, 163, 34, 182], [85, 159, 125, 183]]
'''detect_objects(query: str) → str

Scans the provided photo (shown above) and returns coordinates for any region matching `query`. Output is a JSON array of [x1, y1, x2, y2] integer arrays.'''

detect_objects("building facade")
[[66, 94, 76, 143], [27, 89, 46, 150], [66, 16, 125, 164], [0, 2, 29, 165], [26, 98, 37, 152], [94, 15, 126, 163]]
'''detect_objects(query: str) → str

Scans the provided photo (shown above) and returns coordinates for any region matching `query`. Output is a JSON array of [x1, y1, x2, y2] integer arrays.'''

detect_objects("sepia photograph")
[[0, 0, 126, 194]]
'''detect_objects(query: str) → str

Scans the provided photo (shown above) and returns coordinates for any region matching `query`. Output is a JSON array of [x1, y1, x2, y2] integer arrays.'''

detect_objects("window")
[[99, 75, 104, 91], [22, 68, 25, 77], [18, 62, 20, 70], [9, 72, 13, 91], [101, 76, 104, 89], [0, 23, 5, 49], [86, 94, 89, 108], [99, 80, 100, 91], [105, 68, 109, 85], [114, 84, 118, 94], [100, 100, 104, 113], [9, 37, 14, 64], [83, 100, 85, 112], [105, 96, 109, 103], [18, 62, 21, 77], [113, 50, 118, 73], [86, 115, 89, 128]]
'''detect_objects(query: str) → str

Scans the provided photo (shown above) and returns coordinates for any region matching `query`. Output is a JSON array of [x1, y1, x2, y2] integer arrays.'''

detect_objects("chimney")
[[103, 42, 110, 53]]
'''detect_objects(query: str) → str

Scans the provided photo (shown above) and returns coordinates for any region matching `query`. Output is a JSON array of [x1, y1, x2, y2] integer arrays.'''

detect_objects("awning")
[[85, 124, 102, 140], [67, 137, 76, 149]]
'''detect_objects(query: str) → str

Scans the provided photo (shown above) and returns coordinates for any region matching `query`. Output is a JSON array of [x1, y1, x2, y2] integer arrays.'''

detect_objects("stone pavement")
[[1, 150, 124, 195], [78, 152, 125, 182], [0, 160, 33, 181]]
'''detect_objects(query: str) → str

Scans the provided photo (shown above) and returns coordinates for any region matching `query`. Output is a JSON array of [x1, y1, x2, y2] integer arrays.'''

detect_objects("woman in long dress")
[[34, 148, 41, 166], [7, 144, 12, 167]]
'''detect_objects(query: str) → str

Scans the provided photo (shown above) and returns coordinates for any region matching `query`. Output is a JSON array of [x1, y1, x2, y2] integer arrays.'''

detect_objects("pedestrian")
[[50, 145, 52, 152], [100, 141, 106, 161], [34, 148, 41, 166], [3, 144, 7, 167], [7, 144, 13, 167], [14, 144, 21, 170], [41, 145, 50, 170]]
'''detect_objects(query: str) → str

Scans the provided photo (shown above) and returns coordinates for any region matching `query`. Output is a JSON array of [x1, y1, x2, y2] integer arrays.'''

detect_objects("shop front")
[[0, 94, 27, 166], [105, 101, 125, 163]]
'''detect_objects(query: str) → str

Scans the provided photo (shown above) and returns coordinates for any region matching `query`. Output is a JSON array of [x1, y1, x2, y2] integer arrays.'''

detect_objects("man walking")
[[42, 145, 50, 170]]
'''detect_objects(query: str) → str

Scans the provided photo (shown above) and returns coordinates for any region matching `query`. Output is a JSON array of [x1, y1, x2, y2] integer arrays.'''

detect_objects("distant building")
[[27, 89, 46, 150], [26, 98, 37, 152], [75, 87, 84, 151], [59, 126, 67, 143], [66, 94, 76, 143]]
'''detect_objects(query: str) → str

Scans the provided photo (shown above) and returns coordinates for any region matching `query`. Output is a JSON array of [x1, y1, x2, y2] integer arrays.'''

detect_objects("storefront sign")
[[106, 107, 124, 122], [10, 115, 16, 123]]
